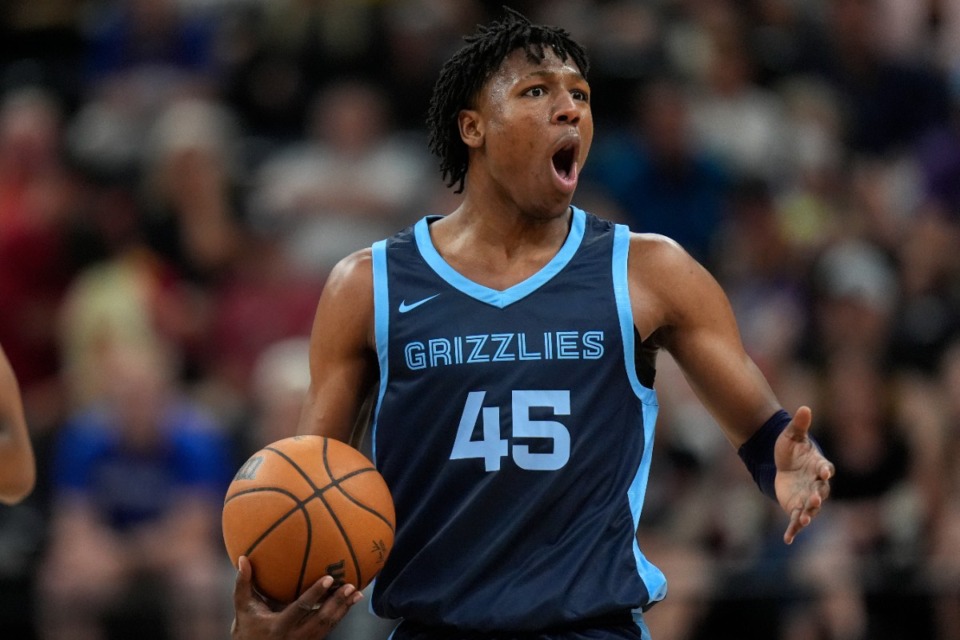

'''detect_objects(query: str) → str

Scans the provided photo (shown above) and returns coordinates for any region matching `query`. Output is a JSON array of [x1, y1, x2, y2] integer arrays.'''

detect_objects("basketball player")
[[0, 343, 36, 505], [231, 9, 834, 640]]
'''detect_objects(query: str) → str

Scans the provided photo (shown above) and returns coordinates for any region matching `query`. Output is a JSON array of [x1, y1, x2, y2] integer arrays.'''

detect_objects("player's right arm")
[[0, 343, 36, 505], [298, 247, 379, 442], [232, 249, 376, 640]]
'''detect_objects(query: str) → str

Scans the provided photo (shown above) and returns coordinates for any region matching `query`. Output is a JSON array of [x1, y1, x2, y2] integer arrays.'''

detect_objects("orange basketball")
[[222, 435, 395, 603]]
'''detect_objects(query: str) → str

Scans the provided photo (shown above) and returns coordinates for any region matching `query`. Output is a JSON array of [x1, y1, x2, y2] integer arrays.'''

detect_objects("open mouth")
[[552, 144, 576, 179], [550, 140, 579, 192]]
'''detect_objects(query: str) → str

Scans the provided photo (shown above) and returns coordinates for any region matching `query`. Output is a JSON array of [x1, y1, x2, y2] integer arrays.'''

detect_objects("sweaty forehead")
[[487, 48, 584, 89]]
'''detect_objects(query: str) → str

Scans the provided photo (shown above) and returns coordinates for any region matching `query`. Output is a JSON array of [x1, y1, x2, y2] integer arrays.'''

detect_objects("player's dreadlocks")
[[426, 7, 590, 193]]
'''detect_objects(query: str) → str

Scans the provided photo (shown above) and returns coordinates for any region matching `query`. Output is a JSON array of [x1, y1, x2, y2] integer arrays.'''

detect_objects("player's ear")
[[458, 109, 484, 149]]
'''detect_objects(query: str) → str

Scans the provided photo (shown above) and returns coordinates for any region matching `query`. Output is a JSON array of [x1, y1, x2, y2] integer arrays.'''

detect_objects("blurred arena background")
[[0, 0, 959, 639]]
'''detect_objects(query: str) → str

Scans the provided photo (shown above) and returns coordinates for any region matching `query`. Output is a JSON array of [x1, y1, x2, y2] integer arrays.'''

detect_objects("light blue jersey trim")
[[633, 610, 652, 640], [612, 224, 668, 607], [370, 240, 390, 466], [413, 207, 587, 308]]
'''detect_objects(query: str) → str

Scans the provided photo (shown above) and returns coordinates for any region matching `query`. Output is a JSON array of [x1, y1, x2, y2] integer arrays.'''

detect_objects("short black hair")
[[426, 7, 590, 193]]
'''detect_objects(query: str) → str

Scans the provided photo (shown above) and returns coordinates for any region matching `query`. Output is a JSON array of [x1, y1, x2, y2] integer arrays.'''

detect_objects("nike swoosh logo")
[[398, 294, 440, 313]]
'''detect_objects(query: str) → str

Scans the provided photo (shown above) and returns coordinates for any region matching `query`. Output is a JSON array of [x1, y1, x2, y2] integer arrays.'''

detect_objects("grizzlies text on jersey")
[[369, 207, 665, 635]]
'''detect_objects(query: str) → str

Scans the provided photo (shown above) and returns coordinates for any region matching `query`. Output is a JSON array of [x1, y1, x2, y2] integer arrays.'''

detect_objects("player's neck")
[[443, 197, 571, 253], [428, 199, 573, 291]]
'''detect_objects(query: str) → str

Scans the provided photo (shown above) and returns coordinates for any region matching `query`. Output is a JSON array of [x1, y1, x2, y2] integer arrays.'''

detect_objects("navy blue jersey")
[[368, 207, 665, 634]]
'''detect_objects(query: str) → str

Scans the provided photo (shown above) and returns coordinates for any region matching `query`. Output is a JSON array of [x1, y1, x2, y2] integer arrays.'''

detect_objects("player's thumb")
[[785, 406, 813, 441], [234, 556, 256, 603]]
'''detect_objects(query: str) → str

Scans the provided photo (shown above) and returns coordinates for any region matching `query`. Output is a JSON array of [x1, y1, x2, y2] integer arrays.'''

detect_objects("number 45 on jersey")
[[450, 390, 571, 472]]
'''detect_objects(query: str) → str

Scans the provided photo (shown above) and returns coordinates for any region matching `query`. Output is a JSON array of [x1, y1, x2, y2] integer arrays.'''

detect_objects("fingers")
[[232, 563, 361, 639], [783, 483, 827, 544], [278, 576, 363, 630], [819, 460, 836, 481], [784, 500, 816, 545], [783, 508, 803, 545]]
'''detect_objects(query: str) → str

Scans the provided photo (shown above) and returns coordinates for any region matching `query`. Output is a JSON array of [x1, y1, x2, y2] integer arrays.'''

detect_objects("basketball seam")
[[224, 486, 302, 504], [326, 480, 396, 533], [234, 488, 307, 558], [316, 491, 363, 588], [297, 497, 313, 598], [263, 445, 323, 491], [321, 438, 364, 588], [262, 445, 383, 498]]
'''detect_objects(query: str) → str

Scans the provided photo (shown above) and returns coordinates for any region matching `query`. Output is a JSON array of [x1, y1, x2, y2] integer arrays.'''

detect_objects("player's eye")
[[572, 89, 590, 103], [524, 86, 546, 97]]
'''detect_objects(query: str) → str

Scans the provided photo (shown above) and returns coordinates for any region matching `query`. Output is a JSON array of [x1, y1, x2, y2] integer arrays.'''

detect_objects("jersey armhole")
[[612, 224, 658, 400], [370, 240, 390, 464]]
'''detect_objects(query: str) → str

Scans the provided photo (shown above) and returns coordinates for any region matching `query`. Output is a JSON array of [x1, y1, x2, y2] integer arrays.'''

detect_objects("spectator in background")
[[928, 340, 960, 639], [246, 337, 312, 452], [811, 0, 951, 158], [201, 230, 322, 426], [688, 7, 792, 185], [379, 0, 487, 130], [250, 78, 430, 276], [0, 0, 87, 111], [887, 210, 960, 375], [916, 90, 960, 219], [874, 0, 960, 72], [138, 96, 249, 384], [800, 239, 898, 370], [221, 0, 387, 141], [140, 97, 246, 287], [67, 0, 220, 187], [36, 342, 233, 640], [586, 77, 730, 267], [713, 178, 812, 407], [56, 227, 197, 409], [774, 77, 846, 261], [60, 97, 247, 402], [0, 87, 78, 432], [84, 0, 216, 90], [786, 352, 934, 640]]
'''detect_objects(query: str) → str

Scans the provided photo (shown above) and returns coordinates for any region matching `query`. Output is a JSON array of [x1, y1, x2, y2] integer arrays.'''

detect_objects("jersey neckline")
[[413, 207, 586, 309]]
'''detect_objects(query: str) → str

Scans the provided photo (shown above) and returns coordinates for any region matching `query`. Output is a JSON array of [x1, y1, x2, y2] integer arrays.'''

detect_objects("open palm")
[[774, 406, 835, 544]]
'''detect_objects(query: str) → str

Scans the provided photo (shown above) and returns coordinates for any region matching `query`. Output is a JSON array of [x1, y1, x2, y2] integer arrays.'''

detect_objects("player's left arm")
[[627, 233, 834, 544], [0, 344, 36, 505]]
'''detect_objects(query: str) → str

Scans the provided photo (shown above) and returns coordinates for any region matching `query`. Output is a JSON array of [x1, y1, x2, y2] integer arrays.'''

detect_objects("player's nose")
[[552, 93, 582, 125]]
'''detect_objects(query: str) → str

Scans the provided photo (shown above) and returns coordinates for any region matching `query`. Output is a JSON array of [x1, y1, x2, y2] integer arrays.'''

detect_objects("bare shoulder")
[[626, 232, 730, 339], [326, 247, 374, 293], [628, 232, 699, 275], [312, 248, 375, 349]]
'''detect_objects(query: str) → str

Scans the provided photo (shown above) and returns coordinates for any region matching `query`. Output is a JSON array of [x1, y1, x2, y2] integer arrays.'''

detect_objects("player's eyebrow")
[[526, 68, 587, 82]]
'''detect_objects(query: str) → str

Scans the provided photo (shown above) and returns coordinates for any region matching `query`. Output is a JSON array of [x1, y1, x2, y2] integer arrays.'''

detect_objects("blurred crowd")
[[0, 0, 958, 639]]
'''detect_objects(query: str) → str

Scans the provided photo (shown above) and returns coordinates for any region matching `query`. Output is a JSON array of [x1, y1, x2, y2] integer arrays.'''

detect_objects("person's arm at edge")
[[627, 233, 834, 544], [0, 344, 36, 505], [232, 249, 376, 640]]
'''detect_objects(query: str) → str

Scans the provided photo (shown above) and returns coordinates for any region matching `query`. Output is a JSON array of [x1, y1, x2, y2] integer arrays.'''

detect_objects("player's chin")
[[529, 190, 576, 219]]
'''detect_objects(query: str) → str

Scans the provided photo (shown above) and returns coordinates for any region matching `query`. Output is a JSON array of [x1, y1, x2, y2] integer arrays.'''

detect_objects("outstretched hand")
[[231, 556, 363, 640], [774, 406, 835, 545]]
